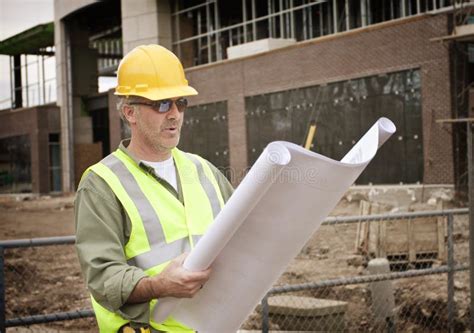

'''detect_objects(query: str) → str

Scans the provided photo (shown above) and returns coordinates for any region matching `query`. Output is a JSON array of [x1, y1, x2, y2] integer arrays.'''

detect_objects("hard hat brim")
[[115, 85, 198, 101]]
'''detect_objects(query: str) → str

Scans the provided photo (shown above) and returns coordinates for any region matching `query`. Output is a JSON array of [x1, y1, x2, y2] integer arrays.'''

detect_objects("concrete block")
[[265, 296, 348, 331], [367, 258, 396, 328], [267, 296, 347, 317], [227, 38, 296, 59], [121, 0, 157, 17], [122, 17, 139, 43], [138, 13, 159, 40]]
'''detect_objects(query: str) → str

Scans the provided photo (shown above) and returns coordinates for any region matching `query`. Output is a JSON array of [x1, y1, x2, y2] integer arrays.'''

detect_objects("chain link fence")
[[245, 209, 471, 332], [0, 237, 95, 332], [0, 209, 471, 332]]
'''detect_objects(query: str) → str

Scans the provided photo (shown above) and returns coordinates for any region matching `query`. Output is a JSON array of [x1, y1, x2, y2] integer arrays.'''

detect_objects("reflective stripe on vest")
[[85, 147, 225, 332], [90, 149, 224, 266], [184, 153, 222, 218], [127, 235, 202, 270]]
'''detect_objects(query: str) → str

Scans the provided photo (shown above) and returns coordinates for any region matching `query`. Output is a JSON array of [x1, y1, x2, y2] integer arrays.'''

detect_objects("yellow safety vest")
[[83, 148, 225, 333]]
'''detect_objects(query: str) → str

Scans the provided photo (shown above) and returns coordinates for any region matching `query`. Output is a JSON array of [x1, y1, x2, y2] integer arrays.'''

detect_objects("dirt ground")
[[0, 195, 96, 332], [0, 188, 470, 332]]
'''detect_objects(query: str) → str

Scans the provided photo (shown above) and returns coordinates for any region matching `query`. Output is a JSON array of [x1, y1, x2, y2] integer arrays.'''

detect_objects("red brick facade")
[[0, 104, 60, 193], [186, 13, 453, 185]]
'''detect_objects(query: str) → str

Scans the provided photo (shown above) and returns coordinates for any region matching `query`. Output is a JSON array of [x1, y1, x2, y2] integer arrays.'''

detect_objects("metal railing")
[[0, 208, 470, 331], [259, 208, 470, 332], [0, 236, 94, 332]]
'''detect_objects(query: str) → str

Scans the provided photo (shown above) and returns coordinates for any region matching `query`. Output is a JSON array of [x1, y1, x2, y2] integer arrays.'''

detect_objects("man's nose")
[[166, 101, 180, 119]]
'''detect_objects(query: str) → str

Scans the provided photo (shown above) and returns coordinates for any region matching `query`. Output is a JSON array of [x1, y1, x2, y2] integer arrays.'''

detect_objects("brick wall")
[[0, 104, 60, 193], [186, 13, 453, 185]]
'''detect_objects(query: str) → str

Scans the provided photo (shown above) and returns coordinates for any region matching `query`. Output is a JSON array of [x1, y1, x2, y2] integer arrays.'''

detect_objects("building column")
[[56, 18, 98, 192], [228, 93, 248, 185], [121, 0, 172, 54], [12, 55, 22, 108], [108, 89, 122, 150]]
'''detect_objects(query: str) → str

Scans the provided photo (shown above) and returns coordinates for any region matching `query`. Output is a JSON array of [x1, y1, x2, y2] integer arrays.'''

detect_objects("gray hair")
[[116, 96, 147, 126]]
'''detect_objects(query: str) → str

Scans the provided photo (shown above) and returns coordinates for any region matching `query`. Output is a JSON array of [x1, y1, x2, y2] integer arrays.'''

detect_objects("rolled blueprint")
[[153, 117, 396, 331]]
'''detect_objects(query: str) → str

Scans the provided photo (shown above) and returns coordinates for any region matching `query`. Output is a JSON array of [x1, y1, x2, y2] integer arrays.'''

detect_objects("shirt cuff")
[[104, 267, 149, 322]]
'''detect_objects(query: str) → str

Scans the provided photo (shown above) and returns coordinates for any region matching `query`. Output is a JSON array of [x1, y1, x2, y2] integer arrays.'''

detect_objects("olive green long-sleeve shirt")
[[74, 140, 234, 326]]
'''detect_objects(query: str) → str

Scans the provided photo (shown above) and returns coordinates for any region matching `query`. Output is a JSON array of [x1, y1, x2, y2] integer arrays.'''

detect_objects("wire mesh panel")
[[241, 210, 470, 332], [0, 210, 470, 332], [2, 244, 95, 330]]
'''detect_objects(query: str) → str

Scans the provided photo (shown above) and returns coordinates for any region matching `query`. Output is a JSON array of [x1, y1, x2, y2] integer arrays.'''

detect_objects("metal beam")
[[214, 0, 222, 60], [319, 2, 323, 36], [268, 0, 273, 38], [36, 55, 41, 105], [280, 0, 284, 38], [468, 110, 474, 333], [367, 0, 371, 24], [13, 55, 22, 108], [243, 0, 248, 42], [206, 2, 212, 62], [251, 0, 257, 40], [345, 0, 350, 30], [361, 0, 367, 27], [173, 0, 329, 45], [436, 117, 474, 123], [303, 0, 308, 39], [172, 1, 215, 16], [197, 8, 202, 63], [9, 56, 14, 109], [290, 0, 295, 38], [174, 1, 181, 59]]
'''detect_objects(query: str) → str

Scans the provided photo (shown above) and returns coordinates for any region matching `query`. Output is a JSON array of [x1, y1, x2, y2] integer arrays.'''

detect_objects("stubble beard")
[[140, 120, 181, 154]]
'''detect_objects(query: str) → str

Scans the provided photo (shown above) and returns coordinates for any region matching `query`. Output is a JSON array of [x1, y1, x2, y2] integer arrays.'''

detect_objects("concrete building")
[[0, 0, 472, 194]]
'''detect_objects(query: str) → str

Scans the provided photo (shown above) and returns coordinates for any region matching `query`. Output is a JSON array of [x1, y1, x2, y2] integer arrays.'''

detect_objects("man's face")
[[129, 98, 185, 154]]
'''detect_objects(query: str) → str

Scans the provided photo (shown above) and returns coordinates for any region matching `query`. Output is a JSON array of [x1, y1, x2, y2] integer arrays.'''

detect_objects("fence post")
[[447, 213, 454, 333], [367, 258, 395, 332], [468, 121, 474, 332], [0, 246, 5, 333], [261, 295, 269, 333]]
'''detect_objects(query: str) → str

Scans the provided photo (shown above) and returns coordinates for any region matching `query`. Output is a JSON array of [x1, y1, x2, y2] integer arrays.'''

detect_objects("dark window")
[[246, 69, 423, 184]]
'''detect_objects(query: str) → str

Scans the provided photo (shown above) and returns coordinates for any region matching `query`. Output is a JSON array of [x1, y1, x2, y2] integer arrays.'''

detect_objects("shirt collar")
[[118, 139, 155, 173]]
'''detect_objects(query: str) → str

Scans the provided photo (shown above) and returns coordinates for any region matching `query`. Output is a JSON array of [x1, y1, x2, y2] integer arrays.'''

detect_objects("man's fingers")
[[183, 268, 211, 283], [175, 252, 188, 265]]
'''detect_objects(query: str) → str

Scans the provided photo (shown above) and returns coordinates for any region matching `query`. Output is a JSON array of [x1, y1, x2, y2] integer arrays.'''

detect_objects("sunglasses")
[[129, 98, 188, 113]]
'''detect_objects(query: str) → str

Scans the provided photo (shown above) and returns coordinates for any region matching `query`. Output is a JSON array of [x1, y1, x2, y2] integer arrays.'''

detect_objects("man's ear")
[[123, 104, 137, 124]]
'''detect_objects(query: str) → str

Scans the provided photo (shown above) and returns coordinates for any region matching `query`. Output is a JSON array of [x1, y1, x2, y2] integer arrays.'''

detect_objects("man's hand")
[[150, 253, 211, 298], [126, 253, 211, 304]]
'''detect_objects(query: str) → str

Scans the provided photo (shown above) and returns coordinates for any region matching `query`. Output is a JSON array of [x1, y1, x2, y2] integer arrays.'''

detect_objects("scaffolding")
[[172, 0, 459, 67], [6, 50, 57, 110]]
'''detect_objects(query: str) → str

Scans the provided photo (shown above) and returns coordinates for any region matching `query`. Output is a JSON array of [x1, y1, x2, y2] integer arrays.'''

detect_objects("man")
[[75, 44, 233, 333]]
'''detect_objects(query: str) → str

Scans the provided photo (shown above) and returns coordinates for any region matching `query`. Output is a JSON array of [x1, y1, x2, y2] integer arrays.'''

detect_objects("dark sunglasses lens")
[[158, 100, 172, 113], [176, 98, 188, 112]]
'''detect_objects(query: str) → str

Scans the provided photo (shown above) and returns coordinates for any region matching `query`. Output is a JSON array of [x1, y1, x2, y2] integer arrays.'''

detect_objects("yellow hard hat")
[[115, 44, 198, 100]]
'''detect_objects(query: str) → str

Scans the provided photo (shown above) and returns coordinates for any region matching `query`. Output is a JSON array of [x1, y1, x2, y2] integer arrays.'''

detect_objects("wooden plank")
[[355, 200, 370, 254], [385, 220, 409, 253], [437, 201, 447, 261], [359, 201, 440, 264], [379, 220, 387, 257]]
